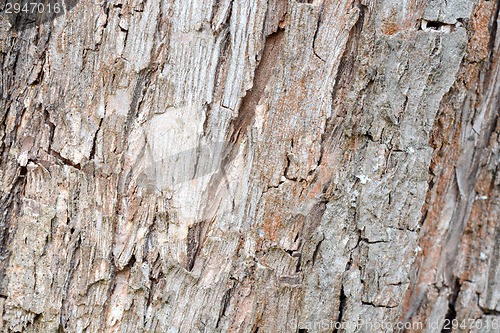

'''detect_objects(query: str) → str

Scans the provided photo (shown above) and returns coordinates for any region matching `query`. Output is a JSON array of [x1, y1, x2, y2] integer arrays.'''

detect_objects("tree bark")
[[0, 0, 499, 332]]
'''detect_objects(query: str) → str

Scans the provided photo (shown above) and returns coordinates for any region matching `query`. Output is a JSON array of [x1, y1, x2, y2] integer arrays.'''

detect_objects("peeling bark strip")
[[0, 0, 499, 332]]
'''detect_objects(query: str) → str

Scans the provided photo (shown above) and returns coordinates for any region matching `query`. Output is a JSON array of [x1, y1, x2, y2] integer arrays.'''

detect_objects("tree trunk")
[[0, 0, 499, 332]]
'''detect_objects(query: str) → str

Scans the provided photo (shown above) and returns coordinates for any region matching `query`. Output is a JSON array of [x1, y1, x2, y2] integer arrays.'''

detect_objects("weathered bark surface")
[[0, 0, 499, 332]]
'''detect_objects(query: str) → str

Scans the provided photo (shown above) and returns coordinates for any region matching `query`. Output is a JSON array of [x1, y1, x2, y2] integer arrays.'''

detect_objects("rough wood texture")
[[0, 0, 499, 332]]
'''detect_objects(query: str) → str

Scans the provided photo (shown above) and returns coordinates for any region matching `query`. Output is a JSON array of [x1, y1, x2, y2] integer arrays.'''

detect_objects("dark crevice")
[[419, 19, 456, 33], [124, 254, 136, 271], [32, 312, 42, 326], [361, 301, 398, 309], [49, 149, 81, 170], [19, 165, 27, 177], [360, 237, 387, 245], [295, 253, 303, 272], [480, 306, 500, 316], [333, 286, 347, 333], [441, 280, 460, 333], [89, 117, 104, 161], [426, 21, 443, 29], [312, 1, 327, 62], [262, 182, 280, 194], [417, 206, 429, 229], [345, 251, 354, 271], [284, 153, 298, 181], [487, 2, 499, 67], [293, 231, 301, 245]]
